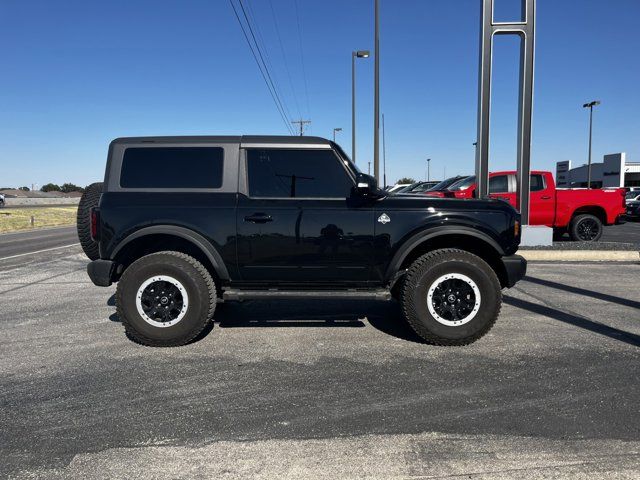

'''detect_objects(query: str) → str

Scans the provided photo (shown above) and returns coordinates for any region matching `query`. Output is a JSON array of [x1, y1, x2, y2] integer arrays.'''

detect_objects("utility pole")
[[583, 100, 601, 189], [332, 127, 342, 142], [291, 119, 311, 136], [373, 0, 380, 182], [368, 161, 371, 175], [426, 158, 431, 182], [382, 113, 387, 188]]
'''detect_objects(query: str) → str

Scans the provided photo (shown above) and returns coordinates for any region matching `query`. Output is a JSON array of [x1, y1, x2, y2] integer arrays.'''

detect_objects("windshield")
[[448, 175, 476, 191], [626, 191, 638, 199], [331, 142, 361, 178], [428, 176, 463, 191]]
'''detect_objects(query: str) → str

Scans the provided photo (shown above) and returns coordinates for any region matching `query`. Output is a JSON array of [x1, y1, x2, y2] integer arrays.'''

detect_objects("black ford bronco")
[[78, 135, 526, 347]]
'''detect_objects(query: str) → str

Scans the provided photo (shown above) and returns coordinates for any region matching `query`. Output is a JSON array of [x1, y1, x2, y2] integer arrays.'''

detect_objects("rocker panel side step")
[[222, 289, 391, 302]]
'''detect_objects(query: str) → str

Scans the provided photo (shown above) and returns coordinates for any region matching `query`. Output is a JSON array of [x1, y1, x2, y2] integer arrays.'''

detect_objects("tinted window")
[[530, 174, 545, 192], [120, 147, 223, 188], [247, 149, 353, 198], [489, 175, 509, 193]]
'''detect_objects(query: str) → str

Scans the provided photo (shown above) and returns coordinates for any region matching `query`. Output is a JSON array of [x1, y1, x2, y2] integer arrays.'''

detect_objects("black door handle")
[[244, 213, 273, 223]]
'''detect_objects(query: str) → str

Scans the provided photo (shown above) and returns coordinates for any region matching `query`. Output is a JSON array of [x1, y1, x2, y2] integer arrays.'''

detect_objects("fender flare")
[[111, 225, 230, 281], [384, 226, 505, 282]]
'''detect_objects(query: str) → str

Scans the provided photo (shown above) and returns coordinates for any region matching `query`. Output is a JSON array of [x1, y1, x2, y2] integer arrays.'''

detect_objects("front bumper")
[[501, 254, 527, 288], [87, 259, 115, 287]]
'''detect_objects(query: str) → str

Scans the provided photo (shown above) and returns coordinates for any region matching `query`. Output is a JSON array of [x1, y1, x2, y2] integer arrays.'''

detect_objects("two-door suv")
[[79, 136, 526, 347]]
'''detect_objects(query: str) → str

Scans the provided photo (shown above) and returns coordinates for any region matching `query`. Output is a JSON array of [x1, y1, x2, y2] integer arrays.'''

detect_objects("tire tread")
[[116, 251, 216, 347], [400, 248, 502, 346]]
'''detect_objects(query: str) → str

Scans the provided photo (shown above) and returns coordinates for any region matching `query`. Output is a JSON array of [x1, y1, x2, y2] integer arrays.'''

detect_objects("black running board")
[[222, 289, 391, 302]]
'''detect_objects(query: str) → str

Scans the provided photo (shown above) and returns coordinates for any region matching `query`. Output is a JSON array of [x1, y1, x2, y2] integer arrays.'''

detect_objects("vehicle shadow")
[[504, 295, 640, 348], [106, 295, 425, 344], [524, 276, 640, 310]]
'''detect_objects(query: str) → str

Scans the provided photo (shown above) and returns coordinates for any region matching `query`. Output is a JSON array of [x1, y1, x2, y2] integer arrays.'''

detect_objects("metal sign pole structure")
[[476, 0, 535, 225]]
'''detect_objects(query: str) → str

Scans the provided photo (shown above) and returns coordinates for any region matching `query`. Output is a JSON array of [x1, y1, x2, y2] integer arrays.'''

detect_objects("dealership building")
[[555, 153, 640, 188]]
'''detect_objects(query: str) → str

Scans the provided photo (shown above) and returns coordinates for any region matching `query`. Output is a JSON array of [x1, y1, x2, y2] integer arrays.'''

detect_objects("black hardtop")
[[110, 135, 331, 146]]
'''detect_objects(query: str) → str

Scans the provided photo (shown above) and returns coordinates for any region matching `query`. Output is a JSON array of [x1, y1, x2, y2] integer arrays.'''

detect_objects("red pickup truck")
[[439, 171, 626, 241]]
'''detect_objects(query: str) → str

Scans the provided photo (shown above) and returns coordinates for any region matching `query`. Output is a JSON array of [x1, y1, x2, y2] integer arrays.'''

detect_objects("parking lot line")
[[0, 243, 80, 261]]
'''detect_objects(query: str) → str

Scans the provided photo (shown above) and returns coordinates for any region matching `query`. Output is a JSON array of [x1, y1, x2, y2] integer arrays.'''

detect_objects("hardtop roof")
[[110, 135, 331, 146]]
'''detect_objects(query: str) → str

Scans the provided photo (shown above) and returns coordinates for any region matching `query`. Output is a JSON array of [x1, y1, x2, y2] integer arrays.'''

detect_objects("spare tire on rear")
[[77, 182, 103, 260]]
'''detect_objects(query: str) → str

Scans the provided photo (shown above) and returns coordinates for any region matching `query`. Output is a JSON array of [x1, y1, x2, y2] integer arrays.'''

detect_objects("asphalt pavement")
[[1, 248, 639, 479], [0, 226, 78, 259]]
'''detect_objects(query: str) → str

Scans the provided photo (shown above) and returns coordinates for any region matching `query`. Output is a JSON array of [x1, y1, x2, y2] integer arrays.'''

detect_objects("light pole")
[[332, 127, 342, 142], [583, 100, 601, 189], [373, 0, 380, 181], [352, 50, 370, 163], [426, 158, 431, 182]]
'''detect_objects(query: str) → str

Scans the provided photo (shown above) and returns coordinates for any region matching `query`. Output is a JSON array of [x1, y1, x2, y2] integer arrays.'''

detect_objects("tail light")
[[90, 208, 100, 241]]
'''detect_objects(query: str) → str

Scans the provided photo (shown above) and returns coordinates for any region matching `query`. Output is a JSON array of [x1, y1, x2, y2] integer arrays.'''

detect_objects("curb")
[[519, 250, 639, 262]]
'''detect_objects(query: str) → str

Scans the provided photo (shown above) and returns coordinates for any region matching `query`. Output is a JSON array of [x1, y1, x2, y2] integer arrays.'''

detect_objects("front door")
[[488, 174, 516, 205], [236, 147, 375, 283]]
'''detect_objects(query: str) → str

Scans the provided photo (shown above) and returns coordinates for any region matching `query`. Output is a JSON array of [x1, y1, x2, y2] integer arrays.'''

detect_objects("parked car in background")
[[451, 171, 626, 242], [386, 183, 411, 193], [422, 175, 469, 197], [0, 193, 5, 207], [626, 200, 640, 219], [395, 181, 439, 194], [625, 191, 640, 204]]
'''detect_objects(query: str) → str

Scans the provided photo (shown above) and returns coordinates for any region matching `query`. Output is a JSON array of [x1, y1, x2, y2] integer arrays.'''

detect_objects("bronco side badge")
[[377, 213, 391, 224]]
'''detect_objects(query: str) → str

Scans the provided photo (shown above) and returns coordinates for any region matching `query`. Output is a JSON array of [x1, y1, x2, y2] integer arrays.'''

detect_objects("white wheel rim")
[[427, 273, 481, 327], [135, 275, 189, 328]]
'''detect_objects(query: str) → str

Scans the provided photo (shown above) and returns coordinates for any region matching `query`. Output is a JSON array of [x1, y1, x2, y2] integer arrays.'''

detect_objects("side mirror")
[[354, 173, 380, 197]]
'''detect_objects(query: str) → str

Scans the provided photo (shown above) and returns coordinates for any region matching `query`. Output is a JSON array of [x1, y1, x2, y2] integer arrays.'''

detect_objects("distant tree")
[[60, 183, 84, 193], [41, 183, 62, 192], [18, 186, 30, 191], [397, 177, 416, 184]]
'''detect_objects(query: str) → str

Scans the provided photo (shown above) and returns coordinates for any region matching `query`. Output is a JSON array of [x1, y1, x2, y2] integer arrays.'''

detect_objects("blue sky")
[[0, 0, 638, 187]]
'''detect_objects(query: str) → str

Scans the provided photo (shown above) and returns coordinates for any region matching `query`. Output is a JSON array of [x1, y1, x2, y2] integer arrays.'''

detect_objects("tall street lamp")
[[583, 100, 601, 189], [426, 158, 431, 182], [332, 127, 342, 142], [352, 50, 370, 163]]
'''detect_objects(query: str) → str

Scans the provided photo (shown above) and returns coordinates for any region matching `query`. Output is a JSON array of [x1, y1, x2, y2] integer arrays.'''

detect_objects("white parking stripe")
[[0, 243, 80, 261]]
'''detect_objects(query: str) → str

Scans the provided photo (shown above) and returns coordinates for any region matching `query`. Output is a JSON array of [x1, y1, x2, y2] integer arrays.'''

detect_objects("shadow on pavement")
[[504, 296, 640, 347], [524, 276, 640, 310], [106, 295, 425, 344]]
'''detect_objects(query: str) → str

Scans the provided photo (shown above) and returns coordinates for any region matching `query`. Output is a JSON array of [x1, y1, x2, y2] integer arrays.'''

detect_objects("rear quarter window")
[[120, 147, 224, 188]]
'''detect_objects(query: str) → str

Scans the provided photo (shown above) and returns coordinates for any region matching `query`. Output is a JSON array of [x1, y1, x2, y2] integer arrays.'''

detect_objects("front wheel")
[[400, 249, 502, 346], [569, 213, 603, 242], [116, 251, 216, 347]]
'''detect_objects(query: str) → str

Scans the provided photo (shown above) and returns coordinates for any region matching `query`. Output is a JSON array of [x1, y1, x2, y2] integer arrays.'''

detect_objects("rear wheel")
[[569, 213, 602, 242], [400, 249, 502, 346], [116, 251, 216, 347], [76, 182, 103, 260]]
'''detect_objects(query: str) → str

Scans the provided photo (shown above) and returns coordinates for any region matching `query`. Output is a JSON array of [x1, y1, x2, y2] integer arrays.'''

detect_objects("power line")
[[229, 0, 295, 134], [237, 0, 295, 134], [293, 0, 311, 124], [268, 0, 302, 120], [245, 0, 294, 123]]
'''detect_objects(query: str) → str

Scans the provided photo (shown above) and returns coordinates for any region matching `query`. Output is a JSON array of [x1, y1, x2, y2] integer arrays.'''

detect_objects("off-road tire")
[[116, 251, 216, 347], [569, 213, 603, 242], [76, 182, 103, 260], [400, 248, 502, 346]]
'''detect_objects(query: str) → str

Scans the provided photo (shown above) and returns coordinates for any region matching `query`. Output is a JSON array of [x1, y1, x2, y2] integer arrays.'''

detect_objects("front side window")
[[120, 147, 224, 188], [246, 149, 353, 198]]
